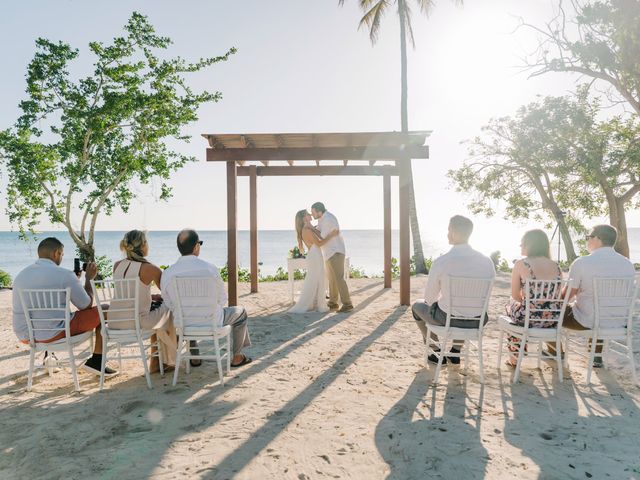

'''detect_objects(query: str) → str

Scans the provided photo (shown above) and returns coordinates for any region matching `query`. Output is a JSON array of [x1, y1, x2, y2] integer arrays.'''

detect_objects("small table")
[[287, 256, 350, 304]]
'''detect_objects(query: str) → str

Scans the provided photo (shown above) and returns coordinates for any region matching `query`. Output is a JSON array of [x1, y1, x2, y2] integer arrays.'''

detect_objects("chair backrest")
[[172, 276, 220, 329], [593, 277, 637, 330], [18, 288, 71, 345], [91, 279, 141, 333], [522, 278, 572, 330], [446, 276, 494, 331]]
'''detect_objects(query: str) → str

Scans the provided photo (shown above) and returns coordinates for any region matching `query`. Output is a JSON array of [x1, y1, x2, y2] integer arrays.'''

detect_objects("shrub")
[[0, 269, 11, 288], [349, 266, 368, 279]]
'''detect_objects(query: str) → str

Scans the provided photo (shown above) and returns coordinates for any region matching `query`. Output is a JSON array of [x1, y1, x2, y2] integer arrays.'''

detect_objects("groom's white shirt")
[[318, 211, 345, 260]]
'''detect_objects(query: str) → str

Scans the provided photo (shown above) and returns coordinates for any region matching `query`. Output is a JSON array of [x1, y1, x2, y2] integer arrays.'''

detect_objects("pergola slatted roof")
[[204, 130, 431, 306]]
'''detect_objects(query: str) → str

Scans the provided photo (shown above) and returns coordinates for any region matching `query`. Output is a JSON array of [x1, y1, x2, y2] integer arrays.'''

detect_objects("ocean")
[[2, 228, 640, 280]]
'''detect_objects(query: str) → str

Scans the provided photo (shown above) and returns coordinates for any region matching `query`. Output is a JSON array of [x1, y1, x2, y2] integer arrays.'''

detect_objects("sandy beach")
[[1, 274, 639, 479]]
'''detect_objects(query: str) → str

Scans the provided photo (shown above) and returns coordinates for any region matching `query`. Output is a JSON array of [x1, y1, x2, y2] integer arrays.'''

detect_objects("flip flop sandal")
[[231, 355, 253, 368]]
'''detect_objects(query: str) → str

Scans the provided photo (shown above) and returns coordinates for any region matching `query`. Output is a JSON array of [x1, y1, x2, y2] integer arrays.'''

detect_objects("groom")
[[311, 202, 353, 312]]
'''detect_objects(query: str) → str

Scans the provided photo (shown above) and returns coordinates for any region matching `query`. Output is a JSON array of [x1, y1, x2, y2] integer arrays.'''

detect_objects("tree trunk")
[[554, 212, 577, 263], [398, 0, 428, 274], [608, 197, 630, 258], [77, 240, 95, 262]]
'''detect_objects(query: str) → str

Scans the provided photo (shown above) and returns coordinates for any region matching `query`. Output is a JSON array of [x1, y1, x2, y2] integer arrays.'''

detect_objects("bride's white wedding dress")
[[288, 243, 329, 313]]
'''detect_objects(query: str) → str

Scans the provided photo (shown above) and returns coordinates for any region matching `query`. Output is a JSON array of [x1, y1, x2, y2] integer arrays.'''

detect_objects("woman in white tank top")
[[112, 230, 177, 371]]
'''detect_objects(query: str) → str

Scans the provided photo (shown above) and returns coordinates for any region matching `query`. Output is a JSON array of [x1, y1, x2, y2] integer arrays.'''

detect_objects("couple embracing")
[[289, 202, 353, 314]]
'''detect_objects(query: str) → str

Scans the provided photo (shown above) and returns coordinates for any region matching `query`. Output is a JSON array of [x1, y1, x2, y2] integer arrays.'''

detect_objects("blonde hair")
[[120, 230, 149, 263], [295, 210, 308, 253]]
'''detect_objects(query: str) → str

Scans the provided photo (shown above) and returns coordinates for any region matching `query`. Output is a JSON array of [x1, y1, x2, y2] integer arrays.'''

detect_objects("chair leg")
[[226, 332, 232, 373], [537, 342, 542, 371], [562, 335, 569, 370], [627, 334, 638, 386], [497, 329, 504, 369], [99, 342, 108, 391], [424, 326, 431, 366], [464, 342, 470, 374], [477, 336, 485, 384], [68, 345, 80, 392], [172, 336, 183, 387], [138, 337, 152, 389], [433, 334, 447, 385], [27, 348, 36, 392], [555, 338, 563, 383], [214, 335, 224, 387], [157, 337, 164, 377], [513, 334, 527, 384], [586, 337, 598, 386]]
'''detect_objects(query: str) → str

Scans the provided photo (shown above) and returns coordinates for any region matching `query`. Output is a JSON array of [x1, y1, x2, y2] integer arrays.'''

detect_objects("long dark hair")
[[522, 229, 551, 259], [295, 210, 308, 253]]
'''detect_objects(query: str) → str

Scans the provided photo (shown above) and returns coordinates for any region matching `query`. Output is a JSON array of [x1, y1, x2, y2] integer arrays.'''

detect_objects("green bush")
[[349, 266, 368, 279], [0, 269, 11, 288]]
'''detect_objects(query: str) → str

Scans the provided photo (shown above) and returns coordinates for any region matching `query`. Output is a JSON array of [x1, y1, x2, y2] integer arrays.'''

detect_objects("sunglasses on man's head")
[[198, 240, 204, 246], [585, 234, 596, 241]]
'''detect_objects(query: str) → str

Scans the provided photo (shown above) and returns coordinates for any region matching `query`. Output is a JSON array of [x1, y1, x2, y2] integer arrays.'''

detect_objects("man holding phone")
[[12, 237, 117, 377]]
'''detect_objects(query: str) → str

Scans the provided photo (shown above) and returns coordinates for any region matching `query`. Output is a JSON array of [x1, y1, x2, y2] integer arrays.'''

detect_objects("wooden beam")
[[206, 145, 429, 162], [236, 165, 399, 177], [399, 160, 411, 306], [227, 161, 238, 306], [383, 174, 392, 289], [274, 135, 292, 165], [250, 165, 258, 293]]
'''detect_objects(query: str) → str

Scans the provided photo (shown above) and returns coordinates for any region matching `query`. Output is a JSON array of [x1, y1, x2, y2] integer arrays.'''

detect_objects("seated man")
[[412, 215, 495, 364], [12, 237, 117, 376], [161, 229, 252, 368], [551, 224, 635, 367]]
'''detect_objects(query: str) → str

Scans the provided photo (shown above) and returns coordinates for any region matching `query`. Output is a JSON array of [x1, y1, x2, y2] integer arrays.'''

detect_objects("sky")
[[0, 0, 635, 256]]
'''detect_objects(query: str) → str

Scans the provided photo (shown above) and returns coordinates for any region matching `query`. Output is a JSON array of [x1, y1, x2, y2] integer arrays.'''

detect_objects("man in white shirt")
[[161, 229, 252, 368], [12, 237, 117, 376], [412, 216, 495, 364], [311, 202, 353, 312], [551, 224, 635, 367]]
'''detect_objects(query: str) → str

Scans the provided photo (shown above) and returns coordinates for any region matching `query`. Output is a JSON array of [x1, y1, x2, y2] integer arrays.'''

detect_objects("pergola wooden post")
[[249, 165, 258, 293], [383, 174, 392, 289], [205, 131, 430, 307]]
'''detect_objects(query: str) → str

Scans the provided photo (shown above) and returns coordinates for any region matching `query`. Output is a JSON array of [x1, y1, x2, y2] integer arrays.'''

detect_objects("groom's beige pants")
[[325, 253, 352, 307]]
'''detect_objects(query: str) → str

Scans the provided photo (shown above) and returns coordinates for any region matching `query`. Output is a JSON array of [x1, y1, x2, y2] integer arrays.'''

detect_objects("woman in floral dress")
[[505, 229, 563, 366]]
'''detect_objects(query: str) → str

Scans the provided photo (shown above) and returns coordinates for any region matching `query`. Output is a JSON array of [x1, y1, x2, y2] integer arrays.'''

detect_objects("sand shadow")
[[375, 369, 488, 479], [200, 305, 407, 479], [0, 286, 393, 479], [499, 364, 640, 479]]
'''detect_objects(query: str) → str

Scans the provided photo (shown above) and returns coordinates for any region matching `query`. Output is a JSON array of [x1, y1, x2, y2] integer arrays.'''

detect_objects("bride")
[[288, 209, 338, 313]]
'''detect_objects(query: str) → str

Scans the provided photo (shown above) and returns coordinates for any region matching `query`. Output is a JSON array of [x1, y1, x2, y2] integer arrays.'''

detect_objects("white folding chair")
[[172, 277, 232, 387], [425, 276, 494, 385], [19, 288, 94, 392], [564, 277, 638, 385], [497, 279, 571, 383], [92, 279, 164, 390]]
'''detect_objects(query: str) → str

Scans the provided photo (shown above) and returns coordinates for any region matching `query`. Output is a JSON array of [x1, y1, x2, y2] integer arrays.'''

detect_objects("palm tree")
[[340, 0, 461, 274]]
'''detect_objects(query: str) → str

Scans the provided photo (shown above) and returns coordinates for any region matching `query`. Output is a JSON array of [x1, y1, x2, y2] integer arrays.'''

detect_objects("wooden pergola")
[[203, 131, 431, 306]]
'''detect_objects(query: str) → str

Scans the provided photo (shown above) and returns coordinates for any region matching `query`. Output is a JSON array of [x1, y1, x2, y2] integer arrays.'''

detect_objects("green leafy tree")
[[0, 12, 235, 260], [524, 0, 640, 116], [449, 95, 606, 262], [339, 0, 461, 274], [573, 114, 640, 257]]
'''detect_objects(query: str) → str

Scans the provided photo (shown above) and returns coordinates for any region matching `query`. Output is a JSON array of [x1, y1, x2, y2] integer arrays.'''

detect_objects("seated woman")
[[110, 230, 177, 373], [505, 229, 563, 367]]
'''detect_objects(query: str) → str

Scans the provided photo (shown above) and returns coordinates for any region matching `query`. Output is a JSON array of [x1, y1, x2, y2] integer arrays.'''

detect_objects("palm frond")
[[358, 0, 390, 44], [414, 0, 436, 16], [402, 2, 416, 48]]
